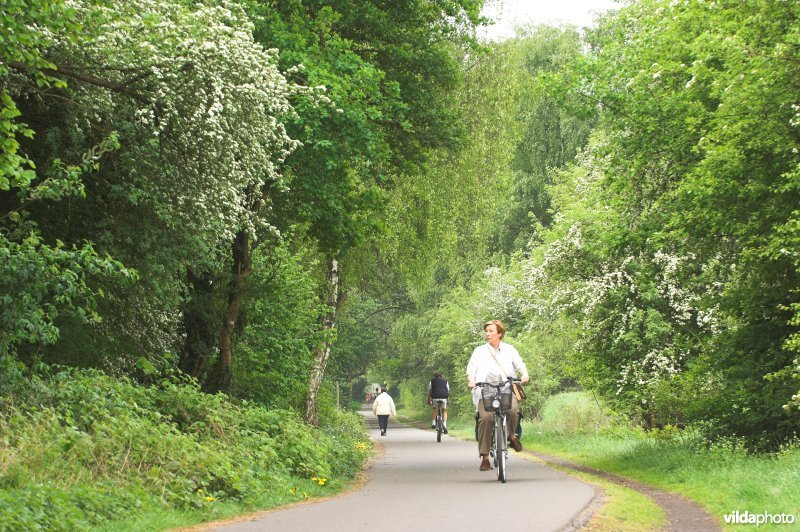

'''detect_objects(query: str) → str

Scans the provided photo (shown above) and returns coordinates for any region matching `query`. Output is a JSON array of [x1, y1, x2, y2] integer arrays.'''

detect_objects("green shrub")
[[397, 378, 428, 418], [0, 366, 371, 529], [0, 483, 155, 532], [320, 407, 374, 475], [536, 391, 614, 434]]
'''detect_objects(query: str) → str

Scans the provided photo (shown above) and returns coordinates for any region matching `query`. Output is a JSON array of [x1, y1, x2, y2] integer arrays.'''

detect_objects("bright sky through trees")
[[480, 0, 619, 40]]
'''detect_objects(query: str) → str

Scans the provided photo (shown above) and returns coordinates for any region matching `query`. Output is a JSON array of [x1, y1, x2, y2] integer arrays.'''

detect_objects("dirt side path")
[[203, 408, 596, 532]]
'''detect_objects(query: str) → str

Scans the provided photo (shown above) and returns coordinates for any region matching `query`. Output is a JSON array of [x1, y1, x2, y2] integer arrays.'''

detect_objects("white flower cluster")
[[472, 265, 521, 325], [783, 357, 800, 412], [581, 257, 636, 321], [790, 104, 800, 128], [519, 222, 587, 319], [56, 0, 307, 244], [653, 250, 697, 324], [519, 222, 639, 328], [617, 347, 686, 396], [517, 212, 723, 400]]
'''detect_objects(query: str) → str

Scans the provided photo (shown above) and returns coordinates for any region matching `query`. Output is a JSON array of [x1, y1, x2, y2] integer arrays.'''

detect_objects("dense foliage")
[[359, 0, 799, 450], [2, 0, 799, 525], [535, 0, 800, 446], [0, 362, 370, 530], [1, 0, 482, 396]]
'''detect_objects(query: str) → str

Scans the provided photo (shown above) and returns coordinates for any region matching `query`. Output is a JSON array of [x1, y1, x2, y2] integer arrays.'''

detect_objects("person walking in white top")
[[467, 320, 529, 471], [372, 387, 397, 436]]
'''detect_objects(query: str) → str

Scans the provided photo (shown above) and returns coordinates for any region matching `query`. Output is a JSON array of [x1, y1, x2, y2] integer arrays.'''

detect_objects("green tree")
[[546, 0, 800, 444], [232, 237, 328, 410], [361, 28, 593, 408], [0, 0, 133, 358], [3, 0, 300, 376], [241, 0, 486, 423]]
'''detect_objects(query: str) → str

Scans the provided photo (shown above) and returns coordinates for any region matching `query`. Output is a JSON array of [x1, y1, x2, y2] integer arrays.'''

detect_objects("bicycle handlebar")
[[475, 377, 521, 388]]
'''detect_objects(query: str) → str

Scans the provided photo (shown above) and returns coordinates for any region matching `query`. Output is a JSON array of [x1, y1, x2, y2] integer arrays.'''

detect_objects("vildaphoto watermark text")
[[723, 511, 796, 526]]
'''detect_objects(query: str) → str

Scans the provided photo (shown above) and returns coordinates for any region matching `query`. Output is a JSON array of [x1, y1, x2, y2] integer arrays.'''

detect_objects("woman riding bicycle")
[[466, 320, 529, 471]]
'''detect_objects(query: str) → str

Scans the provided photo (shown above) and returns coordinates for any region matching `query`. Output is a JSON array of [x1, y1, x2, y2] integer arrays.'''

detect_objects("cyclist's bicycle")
[[432, 399, 446, 442], [476, 378, 520, 483]]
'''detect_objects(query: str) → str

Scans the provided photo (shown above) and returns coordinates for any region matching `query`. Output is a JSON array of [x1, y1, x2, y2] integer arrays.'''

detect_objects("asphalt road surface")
[[211, 406, 595, 532]]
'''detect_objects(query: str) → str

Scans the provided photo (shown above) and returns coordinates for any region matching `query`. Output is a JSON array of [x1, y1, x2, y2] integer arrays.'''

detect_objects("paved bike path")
[[210, 406, 595, 532]]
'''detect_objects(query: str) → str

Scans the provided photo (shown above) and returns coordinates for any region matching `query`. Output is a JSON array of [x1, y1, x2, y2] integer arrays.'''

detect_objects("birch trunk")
[[305, 256, 345, 426]]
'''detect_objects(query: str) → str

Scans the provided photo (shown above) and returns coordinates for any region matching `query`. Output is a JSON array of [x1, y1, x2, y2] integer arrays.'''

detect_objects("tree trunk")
[[305, 256, 346, 426], [206, 229, 251, 394]]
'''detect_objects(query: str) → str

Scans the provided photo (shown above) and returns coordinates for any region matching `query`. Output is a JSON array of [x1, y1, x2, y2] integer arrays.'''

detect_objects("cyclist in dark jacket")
[[428, 372, 450, 433]]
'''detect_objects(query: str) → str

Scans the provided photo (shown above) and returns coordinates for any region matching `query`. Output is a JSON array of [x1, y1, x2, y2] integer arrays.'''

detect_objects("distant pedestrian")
[[371, 387, 396, 436]]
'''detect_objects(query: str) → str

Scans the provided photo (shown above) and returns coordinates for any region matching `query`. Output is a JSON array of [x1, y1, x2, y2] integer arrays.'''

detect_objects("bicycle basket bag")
[[511, 382, 527, 402], [481, 385, 512, 411]]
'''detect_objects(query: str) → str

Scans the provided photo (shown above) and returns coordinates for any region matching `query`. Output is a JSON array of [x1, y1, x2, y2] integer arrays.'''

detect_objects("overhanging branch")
[[9, 61, 152, 104]]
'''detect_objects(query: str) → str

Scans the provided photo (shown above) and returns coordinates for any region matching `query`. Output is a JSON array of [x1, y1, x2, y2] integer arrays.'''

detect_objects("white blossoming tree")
[[3, 0, 303, 375], [503, 135, 730, 428]]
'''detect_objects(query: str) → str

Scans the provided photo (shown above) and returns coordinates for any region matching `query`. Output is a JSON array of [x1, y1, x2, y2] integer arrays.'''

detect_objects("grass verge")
[[546, 466, 665, 531], [525, 392, 800, 531], [97, 476, 357, 531]]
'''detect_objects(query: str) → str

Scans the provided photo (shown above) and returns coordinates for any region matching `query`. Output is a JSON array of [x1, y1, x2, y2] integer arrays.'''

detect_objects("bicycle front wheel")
[[495, 414, 506, 482]]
